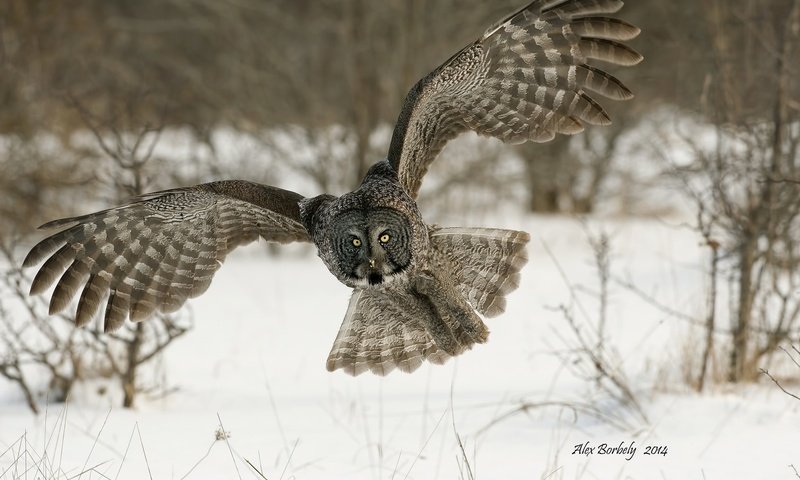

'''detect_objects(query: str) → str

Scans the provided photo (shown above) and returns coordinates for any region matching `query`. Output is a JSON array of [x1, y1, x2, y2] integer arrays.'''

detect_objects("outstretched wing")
[[23, 181, 309, 331], [388, 0, 642, 197]]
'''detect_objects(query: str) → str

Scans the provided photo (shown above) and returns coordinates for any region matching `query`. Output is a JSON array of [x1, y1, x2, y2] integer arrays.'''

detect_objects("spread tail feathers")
[[430, 227, 530, 317]]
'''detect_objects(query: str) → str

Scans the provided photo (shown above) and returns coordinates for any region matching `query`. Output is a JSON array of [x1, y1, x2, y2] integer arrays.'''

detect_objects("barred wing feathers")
[[23, 181, 309, 331], [388, 0, 642, 197]]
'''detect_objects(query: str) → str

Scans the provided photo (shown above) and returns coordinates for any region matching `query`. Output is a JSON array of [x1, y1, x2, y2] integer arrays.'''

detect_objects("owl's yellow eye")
[[379, 233, 390, 244], [352, 238, 362, 247]]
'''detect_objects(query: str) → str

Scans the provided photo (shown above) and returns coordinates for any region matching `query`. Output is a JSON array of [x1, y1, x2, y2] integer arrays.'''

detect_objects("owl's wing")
[[326, 288, 452, 376], [388, 0, 642, 197], [23, 180, 309, 331]]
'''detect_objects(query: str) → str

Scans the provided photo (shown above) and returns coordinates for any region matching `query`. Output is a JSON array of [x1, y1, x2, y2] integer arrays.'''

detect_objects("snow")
[[2, 117, 798, 478], [2, 213, 798, 480]]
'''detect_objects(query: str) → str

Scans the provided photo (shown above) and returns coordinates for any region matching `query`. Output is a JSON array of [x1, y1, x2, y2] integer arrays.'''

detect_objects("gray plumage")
[[388, 0, 641, 197], [23, 0, 640, 376], [24, 181, 307, 330]]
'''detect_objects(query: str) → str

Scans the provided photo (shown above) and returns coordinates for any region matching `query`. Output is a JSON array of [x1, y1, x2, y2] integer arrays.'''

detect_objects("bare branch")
[[759, 368, 800, 402]]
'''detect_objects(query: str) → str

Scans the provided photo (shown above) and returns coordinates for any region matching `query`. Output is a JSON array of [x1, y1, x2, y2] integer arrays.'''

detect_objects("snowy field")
[[2, 212, 798, 479]]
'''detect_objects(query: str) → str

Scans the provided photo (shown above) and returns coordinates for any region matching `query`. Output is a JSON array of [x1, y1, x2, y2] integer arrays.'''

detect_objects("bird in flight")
[[24, 0, 641, 375]]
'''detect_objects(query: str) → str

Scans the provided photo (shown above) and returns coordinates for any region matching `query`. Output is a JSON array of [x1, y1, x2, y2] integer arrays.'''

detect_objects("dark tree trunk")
[[698, 241, 719, 391], [122, 320, 144, 408], [728, 237, 755, 382]]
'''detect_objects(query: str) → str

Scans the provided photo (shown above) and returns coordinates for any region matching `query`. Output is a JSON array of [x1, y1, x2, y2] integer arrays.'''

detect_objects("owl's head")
[[299, 160, 423, 288], [327, 207, 412, 287]]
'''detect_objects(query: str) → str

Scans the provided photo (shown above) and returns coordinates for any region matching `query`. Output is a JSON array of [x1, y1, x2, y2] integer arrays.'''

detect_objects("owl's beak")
[[366, 258, 384, 285]]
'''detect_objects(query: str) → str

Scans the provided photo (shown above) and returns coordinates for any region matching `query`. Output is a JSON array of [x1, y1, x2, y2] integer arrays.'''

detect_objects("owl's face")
[[329, 207, 412, 287]]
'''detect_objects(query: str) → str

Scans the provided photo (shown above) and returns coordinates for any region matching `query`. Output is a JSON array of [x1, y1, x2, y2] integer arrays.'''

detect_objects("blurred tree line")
[[0, 0, 709, 223], [2, 0, 794, 216], [0, 0, 798, 408]]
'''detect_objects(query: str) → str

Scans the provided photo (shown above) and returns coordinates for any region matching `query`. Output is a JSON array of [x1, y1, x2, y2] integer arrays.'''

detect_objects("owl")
[[23, 0, 641, 375]]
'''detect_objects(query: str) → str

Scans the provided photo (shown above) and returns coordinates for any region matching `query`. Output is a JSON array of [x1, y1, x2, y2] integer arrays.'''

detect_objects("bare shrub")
[[0, 96, 195, 410], [0, 135, 98, 239], [653, 0, 800, 383], [539, 227, 649, 428], [0, 239, 191, 412]]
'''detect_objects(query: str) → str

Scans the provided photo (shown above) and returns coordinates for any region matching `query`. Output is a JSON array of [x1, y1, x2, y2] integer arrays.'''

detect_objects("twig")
[[616, 274, 800, 337], [760, 368, 800, 401], [478, 400, 634, 435], [180, 440, 217, 480], [59, 400, 69, 476], [539, 239, 595, 329], [356, 385, 377, 480], [580, 222, 611, 359], [68, 460, 114, 480], [78, 408, 111, 480], [780, 345, 800, 369], [615, 275, 707, 327], [541, 232, 648, 425], [453, 430, 474, 480], [390, 452, 403, 480], [115, 422, 139, 480], [262, 368, 290, 461], [542, 466, 565, 479], [450, 395, 474, 480], [403, 409, 448, 480], [136, 423, 155, 480], [217, 413, 243, 480], [556, 303, 649, 424], [279, 439, 298, 480], [244, 458, 270, 480]]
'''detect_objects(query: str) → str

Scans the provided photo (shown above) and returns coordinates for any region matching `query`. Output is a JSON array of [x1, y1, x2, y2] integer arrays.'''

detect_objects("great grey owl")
[[24, 0, 641, 375]]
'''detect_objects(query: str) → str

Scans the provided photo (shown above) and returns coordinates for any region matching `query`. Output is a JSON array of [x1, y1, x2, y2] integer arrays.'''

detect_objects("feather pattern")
[[387, 0, 641, 197], [430, 227, 530, 318], [324, 223, 527, 376], [24, 181, 309, 331], [326, 279, 486, 376], [23, 0, 640, 377]]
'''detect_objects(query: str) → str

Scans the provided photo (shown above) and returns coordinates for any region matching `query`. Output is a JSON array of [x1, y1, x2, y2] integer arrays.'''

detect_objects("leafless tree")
[[68, 95, 195, 407], [519, 120, 630, 213], [663, 0, 800, 382], [0, 93, 193, 411]]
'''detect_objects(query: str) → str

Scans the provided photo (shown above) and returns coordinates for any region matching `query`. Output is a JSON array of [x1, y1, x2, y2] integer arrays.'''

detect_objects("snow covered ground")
[[2, 213, 798, 480]]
